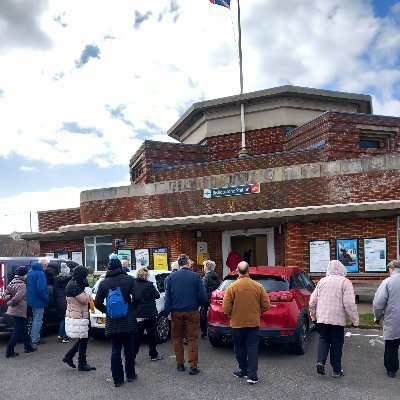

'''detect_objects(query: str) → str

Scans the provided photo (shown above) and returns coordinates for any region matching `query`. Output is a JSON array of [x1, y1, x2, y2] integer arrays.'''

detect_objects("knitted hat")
[[15, 266, 28, 276], [60, 262, 70, 276], [108, 253, 122, 270]]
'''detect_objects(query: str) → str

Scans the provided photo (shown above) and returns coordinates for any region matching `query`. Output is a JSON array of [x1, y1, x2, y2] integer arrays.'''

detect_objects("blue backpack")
[[106, 287, 128, 319]]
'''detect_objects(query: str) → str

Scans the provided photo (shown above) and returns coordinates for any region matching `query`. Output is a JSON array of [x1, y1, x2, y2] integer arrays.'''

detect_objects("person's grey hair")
[[59, 262, 70, 276], [388, 260, 400, 270], [203, 260, 216, 271], [171, 261, 179, 271], [177, 254, 190, 267], [38, 257, 49, 266]]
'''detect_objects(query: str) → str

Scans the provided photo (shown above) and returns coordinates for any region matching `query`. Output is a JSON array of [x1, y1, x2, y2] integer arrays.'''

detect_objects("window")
[[84, 236, 112, 271], [220, 276, 289, 292], [290, 273, 305, 289], [300, 272, 315, 290], [359, 139, 380, 149]]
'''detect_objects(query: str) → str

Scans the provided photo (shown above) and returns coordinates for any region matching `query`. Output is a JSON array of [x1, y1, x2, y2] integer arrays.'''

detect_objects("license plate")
[[97, 317, 105, 324]]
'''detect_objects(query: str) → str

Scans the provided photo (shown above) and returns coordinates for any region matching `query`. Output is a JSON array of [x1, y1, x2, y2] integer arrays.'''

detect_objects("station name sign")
[[203, 184, 260, 199]]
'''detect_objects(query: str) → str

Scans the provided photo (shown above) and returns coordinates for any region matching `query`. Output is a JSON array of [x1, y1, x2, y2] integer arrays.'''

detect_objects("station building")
[[22, 86, 400, 283]]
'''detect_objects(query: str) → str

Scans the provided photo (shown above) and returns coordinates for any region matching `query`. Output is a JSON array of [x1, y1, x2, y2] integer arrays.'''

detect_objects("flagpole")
[[237, 0, 248, 157]]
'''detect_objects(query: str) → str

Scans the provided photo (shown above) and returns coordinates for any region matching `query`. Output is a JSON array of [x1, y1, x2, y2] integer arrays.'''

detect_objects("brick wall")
[[207, 127, 286, 161], [38, 208, 81, 232], [286, 112, 400, 157], [41, 239, 84, 259], [285, 217, 398, 280], [129, 140, 208, 184], [80, 169, 400, 223]]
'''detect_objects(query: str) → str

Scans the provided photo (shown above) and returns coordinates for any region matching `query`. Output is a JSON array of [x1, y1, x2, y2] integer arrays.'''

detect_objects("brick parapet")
[[38, 208, 81, 232]]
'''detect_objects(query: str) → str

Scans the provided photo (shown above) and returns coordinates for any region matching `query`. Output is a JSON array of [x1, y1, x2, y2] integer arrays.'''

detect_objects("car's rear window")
[[219, 275, 289, 292]]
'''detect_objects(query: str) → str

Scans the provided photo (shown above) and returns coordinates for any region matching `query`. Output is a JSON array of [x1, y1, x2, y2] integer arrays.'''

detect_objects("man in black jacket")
[[94, 254, 139, 387]]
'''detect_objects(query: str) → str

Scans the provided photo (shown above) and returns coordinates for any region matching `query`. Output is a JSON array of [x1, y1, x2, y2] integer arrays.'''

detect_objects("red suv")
[[207, 267, 315, 355]]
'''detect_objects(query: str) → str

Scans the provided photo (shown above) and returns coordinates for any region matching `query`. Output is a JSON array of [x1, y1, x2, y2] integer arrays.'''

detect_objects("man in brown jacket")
[[222, 261, 270, 384]]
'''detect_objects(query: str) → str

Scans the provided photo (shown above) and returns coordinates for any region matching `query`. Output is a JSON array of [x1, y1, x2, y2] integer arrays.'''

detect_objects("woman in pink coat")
[[309, 260, 359, 378]]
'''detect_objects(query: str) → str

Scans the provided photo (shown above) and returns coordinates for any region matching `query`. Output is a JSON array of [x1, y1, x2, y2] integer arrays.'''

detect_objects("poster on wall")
[[71, 251, 83, 265], [57, 251, 69, 260], [44, 252, 54, 258], [117, 249, 132, 268], [364, 238, 387, 272], [336, 238, 359, 273], [309, 240, 331, 273], [153, 248, 169, 270], [135, 249, 150, 269]]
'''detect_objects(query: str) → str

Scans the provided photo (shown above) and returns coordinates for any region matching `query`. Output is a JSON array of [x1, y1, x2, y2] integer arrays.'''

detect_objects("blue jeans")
[[317, 323, 344, 373], [111, 334, 137, 385], [231, 327, 259, 378], [31, 307, 45, 343], [59, 319, 68, 339], [7, 317, 33, 355]]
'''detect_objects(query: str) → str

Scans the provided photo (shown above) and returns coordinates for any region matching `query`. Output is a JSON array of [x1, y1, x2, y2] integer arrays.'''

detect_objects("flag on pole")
[[209, 0, 231, 9]]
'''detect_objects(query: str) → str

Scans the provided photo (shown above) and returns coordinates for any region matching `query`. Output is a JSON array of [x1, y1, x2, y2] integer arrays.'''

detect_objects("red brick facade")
[[285, 217, 398, 281], [38, 208, 81, 232], [34, 104, 400, 280]]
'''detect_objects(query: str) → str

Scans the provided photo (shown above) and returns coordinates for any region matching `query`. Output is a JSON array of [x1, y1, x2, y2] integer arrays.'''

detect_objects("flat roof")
[[167, 85, 372, 140]]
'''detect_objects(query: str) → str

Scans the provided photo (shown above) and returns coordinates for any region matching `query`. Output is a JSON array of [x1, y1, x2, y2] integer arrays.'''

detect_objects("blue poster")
[[336, 239, 359, 273]]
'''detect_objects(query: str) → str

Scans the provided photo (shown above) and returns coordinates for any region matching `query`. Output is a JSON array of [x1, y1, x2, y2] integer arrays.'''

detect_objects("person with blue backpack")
[[94, 254, 140, 387]]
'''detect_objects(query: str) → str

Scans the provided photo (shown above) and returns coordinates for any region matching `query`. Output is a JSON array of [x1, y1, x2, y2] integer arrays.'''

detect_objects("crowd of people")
[[2, 254, 400, 386]]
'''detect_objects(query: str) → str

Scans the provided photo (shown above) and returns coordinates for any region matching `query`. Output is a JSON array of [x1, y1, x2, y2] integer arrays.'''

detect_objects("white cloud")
[[19, 166, 37, 172]]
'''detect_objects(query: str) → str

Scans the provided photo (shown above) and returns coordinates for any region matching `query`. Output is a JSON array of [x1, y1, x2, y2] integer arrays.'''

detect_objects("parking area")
[[0, 328, 398, 400]]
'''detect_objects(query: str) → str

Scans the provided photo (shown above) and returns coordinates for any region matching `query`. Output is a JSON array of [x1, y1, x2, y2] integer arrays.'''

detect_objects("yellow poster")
[[153, 249, 169, 270], [197, 253, 209, 266]]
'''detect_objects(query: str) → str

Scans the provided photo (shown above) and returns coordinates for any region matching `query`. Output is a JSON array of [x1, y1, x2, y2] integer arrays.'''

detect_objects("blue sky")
[[0, 0, 400, 233]]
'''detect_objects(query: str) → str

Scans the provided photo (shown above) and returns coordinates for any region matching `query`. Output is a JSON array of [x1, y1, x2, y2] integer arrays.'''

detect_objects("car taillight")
[[269, 292, 294, 302]]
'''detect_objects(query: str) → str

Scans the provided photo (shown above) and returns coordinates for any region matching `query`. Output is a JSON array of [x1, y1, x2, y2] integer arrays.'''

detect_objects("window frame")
[[84, 235, 112, 272]]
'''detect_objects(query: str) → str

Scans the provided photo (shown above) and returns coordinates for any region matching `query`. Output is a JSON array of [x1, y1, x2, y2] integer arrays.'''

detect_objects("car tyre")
[[155, 312, 170, 344], [208, 336, 224, 347], [290, 317, 308, 355]]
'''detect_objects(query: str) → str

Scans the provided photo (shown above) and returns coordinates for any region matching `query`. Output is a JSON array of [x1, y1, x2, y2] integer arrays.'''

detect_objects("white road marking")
[[345, 332, 382, 338]]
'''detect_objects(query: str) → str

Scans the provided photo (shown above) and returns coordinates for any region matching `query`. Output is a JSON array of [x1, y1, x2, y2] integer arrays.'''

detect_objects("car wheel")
[[155, 313, 170, 344], [290, 317, 308, 355], [208, 336, 224, 347]]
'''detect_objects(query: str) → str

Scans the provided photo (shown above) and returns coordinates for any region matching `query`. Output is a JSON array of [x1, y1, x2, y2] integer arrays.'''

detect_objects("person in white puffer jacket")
[[62, 265, 96, 372]]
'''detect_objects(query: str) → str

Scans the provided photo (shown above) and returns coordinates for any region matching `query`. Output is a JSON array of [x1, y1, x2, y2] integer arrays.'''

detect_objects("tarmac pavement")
[[0, 326, 397, 400]]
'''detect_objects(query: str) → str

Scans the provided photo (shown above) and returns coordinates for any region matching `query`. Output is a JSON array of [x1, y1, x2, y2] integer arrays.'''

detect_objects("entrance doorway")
[[222, 228, 275, 276]]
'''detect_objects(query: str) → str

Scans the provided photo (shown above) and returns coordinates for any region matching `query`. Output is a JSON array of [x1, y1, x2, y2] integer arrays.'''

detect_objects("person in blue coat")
[[27, 258, 49, 345], [164, 254, 207, 376]]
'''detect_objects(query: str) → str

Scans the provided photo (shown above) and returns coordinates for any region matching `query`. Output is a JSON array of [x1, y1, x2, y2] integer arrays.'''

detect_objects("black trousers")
[[231, 327, 259, 378], [384, 339, 400, 374], [317, 323, 344, 373], [64, 338, 88, 367], [6, 316, 32, 355], [200, 303, 210, 335], [111, 333, 137, 385], [135, 317, 158, 359]]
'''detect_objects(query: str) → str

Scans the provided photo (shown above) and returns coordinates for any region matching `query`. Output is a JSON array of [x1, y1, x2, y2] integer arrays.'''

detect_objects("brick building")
[[22, 86, 400, 283]]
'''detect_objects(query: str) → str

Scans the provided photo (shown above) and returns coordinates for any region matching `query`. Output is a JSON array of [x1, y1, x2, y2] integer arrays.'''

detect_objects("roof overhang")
[[20, 200, 400, 241], [167, 85, 373, 141]]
